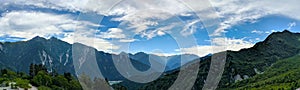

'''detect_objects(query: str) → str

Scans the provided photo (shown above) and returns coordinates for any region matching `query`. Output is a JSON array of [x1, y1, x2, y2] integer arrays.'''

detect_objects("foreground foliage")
[[0, 64, 82, 90]]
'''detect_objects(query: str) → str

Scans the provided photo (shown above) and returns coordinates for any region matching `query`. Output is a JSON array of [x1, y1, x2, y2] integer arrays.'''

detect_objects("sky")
[[0, 0, 299, 57]]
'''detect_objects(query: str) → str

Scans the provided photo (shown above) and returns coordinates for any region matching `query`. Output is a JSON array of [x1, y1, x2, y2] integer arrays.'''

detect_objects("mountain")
[[0, 36, 74, 74], [129, 52, 169, 71], [228, 55, 300, 89], [140, 30, 300, 90], [0, 36, 147, 81], [129, 52, 199, 71], [0, 36, 199, 81], [165, 54, 201, 71]]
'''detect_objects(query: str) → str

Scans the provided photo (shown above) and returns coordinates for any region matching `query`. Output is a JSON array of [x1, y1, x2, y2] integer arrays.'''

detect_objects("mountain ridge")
[[140, 30, 300, 90], [0, 36, 200, 81]]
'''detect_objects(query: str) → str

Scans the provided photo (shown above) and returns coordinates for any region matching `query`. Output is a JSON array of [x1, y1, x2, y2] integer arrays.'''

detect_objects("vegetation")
[[15, 78, 31, 89], [0, 64, 82, 90], [140, 30, 300, 90], [226, 55, 300, 89], [0, 30, 299, 90]]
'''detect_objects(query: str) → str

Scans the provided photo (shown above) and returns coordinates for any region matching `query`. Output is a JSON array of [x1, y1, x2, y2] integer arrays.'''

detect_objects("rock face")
[[0, 36, 75, 75]]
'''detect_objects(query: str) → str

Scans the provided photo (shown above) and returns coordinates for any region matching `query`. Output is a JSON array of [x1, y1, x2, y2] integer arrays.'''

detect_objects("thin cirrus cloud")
[[209, 0, 300, 36], [251, 30, 264, 34]]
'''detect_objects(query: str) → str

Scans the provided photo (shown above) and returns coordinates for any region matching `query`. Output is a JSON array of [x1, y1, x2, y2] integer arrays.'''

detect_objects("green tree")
[[64, 73, 73, 81], [29, 63, 35, 77], [69, 80, 83, 90], [38, 86, 51, 90], [29, 64, 47, 78], [15, 78, 31, 90], [53, 75, 68, 88], [32, 71, 52, 86]]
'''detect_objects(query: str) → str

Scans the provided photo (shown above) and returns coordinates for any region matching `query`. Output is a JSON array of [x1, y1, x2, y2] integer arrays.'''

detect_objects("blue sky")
[[0, 0, 299, 56]]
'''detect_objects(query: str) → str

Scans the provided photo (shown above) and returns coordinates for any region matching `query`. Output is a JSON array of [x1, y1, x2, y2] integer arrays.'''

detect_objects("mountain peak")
[[253, 30, 299, 48], [134, 52, 147, 55], [30, 36, 47, 41], [119, 51, 128, 55], [49, 36, 59, 40], [282, 29, 292, 33], [272, 30, 293, 35]]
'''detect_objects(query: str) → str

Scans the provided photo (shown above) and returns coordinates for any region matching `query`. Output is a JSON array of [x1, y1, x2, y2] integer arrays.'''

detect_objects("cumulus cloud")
[[100, 28, 126, 39], [176, 38, 254, 57], [0, 11, 118, 52]]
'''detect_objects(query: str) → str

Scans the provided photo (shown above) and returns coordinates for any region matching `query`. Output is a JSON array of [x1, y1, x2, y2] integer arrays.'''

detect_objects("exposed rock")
[[243, 75, 249, 79], [234, 74, 243, 82], [254, 68, 263, 74]]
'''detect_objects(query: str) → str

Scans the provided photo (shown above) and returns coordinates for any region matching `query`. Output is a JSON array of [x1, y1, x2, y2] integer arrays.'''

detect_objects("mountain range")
[[0, 36, 198, 81], [1, 30, 299, 89], [139, 30, 300, 90]]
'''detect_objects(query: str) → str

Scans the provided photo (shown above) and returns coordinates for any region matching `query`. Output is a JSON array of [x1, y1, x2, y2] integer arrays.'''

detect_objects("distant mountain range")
[[139, 30, 300, 90], [129, 52, 199, 71], [2, 30, 299, 90], [0, 36, 198, 81]]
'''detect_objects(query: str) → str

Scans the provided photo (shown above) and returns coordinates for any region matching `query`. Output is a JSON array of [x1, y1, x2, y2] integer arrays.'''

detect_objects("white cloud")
[[2, 0, 300, 54], [287, 22, 296, 30], [3, 0, 300, 38], [100, 28, 126, 39], [140, 23, 177, 39], [208, 0, 269, 36], [177, 38, 254, 57], [208, 0, 300, 36], [181, 20, 201, 36], [151, 52, 180, 57], [265, 30, 277, 34], [0, 11, 118, 52], [0, 11, 71, 39], [64, 33, 120, 53], [251, 30, 263, 34], [1, 0, 211, 39], [119, 39, 137, 43]]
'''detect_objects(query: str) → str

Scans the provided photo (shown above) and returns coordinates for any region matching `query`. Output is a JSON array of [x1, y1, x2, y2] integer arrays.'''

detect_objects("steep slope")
[[140, 30, 300, 89], [218, 30, 300, 88], [228, 55, 300, 90], [165, 54, 199, 71], [0, 36, 74, 74]]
